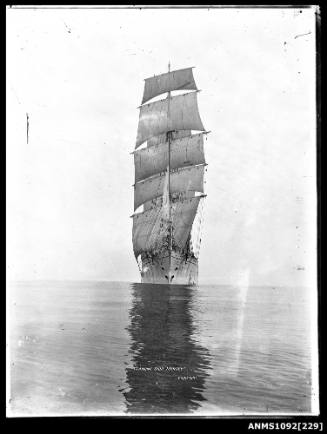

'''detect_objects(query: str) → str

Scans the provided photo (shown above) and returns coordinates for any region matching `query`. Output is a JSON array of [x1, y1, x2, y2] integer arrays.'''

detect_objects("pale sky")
[[7, 6, 317, 286]]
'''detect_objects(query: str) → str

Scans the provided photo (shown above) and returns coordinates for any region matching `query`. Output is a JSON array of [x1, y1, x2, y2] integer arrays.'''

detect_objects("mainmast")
[[167, 61, 172, 282]]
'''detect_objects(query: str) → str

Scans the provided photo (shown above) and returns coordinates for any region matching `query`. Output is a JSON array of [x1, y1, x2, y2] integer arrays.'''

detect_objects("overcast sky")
[[7, 6, 317, 286]]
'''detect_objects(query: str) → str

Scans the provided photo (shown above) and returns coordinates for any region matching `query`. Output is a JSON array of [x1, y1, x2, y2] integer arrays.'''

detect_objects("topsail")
[[135, 92, 205, 149], [134, 164, 205, 211], [134, 132, 206, 183]]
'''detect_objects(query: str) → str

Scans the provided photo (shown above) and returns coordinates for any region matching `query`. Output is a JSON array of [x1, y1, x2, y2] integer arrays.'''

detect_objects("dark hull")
[[140, 250, 198, 285]]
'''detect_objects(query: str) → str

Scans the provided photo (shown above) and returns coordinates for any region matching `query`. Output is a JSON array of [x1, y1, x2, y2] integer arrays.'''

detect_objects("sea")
[[8, 281, 316, 416]]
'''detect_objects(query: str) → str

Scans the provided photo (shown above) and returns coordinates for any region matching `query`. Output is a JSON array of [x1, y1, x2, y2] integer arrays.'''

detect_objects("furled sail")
[[147, 130, 191, 147], [135, 92, 205, 149], [134, 133, 205, 182], [132, 196, 202, 257], [134, 164, 205, 211], [142, 67, 197, 104]]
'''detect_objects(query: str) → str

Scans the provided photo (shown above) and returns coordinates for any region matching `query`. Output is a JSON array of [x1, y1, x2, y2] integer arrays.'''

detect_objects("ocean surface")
[[8, 281, 315, 416]]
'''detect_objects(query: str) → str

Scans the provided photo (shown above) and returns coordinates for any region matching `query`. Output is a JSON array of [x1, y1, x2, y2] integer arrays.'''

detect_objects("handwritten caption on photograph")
[[129, 366, 197, 381]]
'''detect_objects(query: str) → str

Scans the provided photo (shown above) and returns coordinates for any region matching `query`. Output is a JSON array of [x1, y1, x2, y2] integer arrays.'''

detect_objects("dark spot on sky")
[[294, 31, 312, 39], [64, 22, 71, 33]]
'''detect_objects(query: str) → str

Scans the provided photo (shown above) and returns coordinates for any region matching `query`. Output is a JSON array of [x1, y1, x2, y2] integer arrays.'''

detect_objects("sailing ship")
[[131, 64, 208, 285]]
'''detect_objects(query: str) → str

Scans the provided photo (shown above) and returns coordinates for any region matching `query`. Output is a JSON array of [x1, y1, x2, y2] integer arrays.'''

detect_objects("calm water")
[[8, 281, 315, 416]]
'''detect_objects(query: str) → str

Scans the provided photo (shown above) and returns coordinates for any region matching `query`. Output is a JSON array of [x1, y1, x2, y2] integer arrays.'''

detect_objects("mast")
[[167, 61, 172, 282]]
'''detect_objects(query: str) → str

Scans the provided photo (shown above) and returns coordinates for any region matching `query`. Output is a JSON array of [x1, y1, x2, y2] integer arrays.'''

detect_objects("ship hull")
[[140, 251, 198, 285]]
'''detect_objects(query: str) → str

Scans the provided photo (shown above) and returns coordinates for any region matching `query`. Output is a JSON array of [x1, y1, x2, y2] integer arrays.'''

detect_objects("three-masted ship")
[[131, 64, 208, 285]]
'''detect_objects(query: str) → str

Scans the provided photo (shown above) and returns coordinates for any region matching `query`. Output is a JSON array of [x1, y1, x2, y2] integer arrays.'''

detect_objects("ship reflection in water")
[[9, 281, 313, 416], [123, 283, 211, 414]]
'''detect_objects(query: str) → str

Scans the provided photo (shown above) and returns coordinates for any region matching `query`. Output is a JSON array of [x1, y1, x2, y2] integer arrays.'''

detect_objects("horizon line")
[[7, 278, 311, 289]]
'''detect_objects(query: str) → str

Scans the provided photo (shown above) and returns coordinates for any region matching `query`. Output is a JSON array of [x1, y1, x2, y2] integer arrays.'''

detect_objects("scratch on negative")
[[26, 113, 29, 144], [294, 31, 312, 39]]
